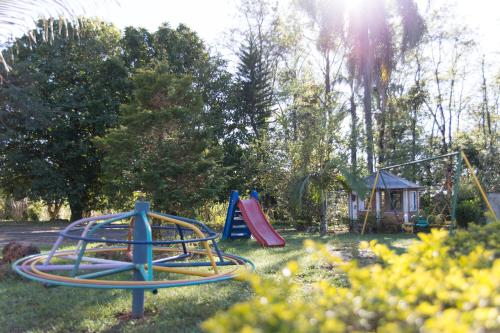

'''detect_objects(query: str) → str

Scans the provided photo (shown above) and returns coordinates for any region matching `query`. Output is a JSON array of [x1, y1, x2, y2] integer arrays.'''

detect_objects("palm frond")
[[337, 164, 369, 198], [0, 0, 118, 70], [289, 173, 313, 211]]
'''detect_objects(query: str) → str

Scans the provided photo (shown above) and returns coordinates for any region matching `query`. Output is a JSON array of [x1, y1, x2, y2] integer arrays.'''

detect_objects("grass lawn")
[[0, 231, 416, 333]]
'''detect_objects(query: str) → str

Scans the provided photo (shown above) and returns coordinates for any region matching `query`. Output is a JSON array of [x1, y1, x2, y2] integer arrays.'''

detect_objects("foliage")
[[0, 19, 128, 221], [234, 35, 274, 141], [195, 201, 229, 230], [456, 198, 483, 228], [204, 230, 499, 333], [122, 24, 236, 201], [98, 65, 224, 214], [446, 221, 500, 258]]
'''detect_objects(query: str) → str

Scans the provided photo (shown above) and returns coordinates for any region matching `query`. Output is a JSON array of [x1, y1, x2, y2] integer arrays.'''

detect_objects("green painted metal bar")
[[76, 264, 134, 280], [70, 241, 88, 277], [379, 151, 459, 170], [70, 212, 134, 277], [450, 154, 462, 234], [137, 264, 148, 280], [132, 201, 149, 319], [141, 211, 153, 281]]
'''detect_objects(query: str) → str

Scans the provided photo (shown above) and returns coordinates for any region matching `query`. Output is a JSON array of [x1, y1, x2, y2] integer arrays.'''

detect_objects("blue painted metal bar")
[[137, 264, 149, 281], [76, 264, 134, 279], [222, 190, 239, 240], [60, 233, 217, 245], [212, 240, 225, 262], [250, 189, 259, 200], [153, 253, 190, 263], [44, 212, 128, 265], [12, 251, 255, 290], [175, 224, 188, 254], [155, 261, 239, 267]]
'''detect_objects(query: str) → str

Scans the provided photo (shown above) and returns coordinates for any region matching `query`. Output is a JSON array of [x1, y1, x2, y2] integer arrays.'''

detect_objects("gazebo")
[[349, 170, 424, 226]]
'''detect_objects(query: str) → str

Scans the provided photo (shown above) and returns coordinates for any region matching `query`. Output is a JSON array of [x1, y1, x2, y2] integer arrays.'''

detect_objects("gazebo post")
[[403, 190, 409, 223], [375, 190, 381, 230]]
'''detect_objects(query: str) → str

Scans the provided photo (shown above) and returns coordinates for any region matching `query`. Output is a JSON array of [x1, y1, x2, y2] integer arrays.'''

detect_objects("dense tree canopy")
[[0, 19, 128, 220], [98, 65, 225, 214], [0, 0, 497, 229]]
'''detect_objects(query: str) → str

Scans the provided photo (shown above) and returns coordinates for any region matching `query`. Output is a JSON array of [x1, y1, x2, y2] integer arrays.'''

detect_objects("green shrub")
[[446, 221, 500, 258], [195, 201, 228, 231], [434, 213, 445, 225], [204, 230, 500, 333], [456, 198, 483, 228]]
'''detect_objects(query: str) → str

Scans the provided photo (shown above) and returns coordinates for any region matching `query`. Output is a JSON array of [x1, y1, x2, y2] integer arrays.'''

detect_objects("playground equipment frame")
[[361, 151, 497, 234]]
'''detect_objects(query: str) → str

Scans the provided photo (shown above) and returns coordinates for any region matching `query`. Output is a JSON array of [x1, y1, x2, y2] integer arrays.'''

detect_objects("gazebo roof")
[[364, 170, 423, 190]]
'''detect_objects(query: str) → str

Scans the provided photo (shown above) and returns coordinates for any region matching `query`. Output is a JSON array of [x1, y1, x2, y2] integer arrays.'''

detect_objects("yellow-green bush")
[[446, 221, 500, 258], [203, 230, 499, 333], [195, 201, 228, 230]]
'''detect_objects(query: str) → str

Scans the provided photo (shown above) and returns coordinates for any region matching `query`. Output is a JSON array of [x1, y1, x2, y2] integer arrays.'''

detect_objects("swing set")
[[361, 150, 497, 234]]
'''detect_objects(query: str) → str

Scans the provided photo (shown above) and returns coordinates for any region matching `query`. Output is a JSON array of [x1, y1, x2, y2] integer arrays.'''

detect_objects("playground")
[[0, 227, 415, 332], [1, 0, 499, 332], [1, 151, 497, 332]]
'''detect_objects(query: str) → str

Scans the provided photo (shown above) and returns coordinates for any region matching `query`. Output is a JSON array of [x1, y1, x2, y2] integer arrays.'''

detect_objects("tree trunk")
[[68, 192, 88, 222], [375, 90, 386, 166], [410, 107, 417, 181], [46, 201, 63, 221], [324, 51, 331, 96], [319, 190, 328, 236], [349, 80, 357, 172], [363, 65, 374, 173]]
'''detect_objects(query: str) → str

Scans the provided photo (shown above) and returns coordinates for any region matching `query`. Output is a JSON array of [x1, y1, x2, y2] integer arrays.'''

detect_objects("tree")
[[235, 35, 274, 141], [0, 1, 116, 76], [348, 0, 425, 172], [98, 65, 224, 214], [0, 19, 128, 221], [121, 26, 155, 70]]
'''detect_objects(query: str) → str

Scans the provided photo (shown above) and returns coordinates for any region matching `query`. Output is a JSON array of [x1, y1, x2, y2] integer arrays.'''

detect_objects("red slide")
[[237, 199, 285, 247]]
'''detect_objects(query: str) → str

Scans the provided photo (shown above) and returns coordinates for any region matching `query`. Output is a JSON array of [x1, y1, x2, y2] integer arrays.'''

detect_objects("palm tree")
[[0, 0, 116, 72], [347, 0, 425, 173], [291, 160, 368, 236], [298, 0, 425, 173]]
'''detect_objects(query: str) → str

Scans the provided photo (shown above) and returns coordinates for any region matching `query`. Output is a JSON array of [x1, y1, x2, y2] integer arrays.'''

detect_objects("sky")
[[2, 0, 500, 59], [99, 0, 240, 52], [95, 0, 500, 55]]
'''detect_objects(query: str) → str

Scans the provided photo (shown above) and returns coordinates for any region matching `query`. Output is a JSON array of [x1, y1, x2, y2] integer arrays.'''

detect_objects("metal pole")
[[132, 201, 150, 319], [361, 171, 380, 235], [461, 151, 498, 221], [250, 189, 259, 200], [450, 153, 462, 234], [379, 152, 459, 171]]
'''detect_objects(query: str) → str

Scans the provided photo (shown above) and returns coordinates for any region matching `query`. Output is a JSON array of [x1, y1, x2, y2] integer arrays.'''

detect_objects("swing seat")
[[415, 217, 429, 227]]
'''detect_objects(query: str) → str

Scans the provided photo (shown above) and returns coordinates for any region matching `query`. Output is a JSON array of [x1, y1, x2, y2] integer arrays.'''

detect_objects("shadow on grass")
[[103, 282, 254, 333], [0, 277, 128, 332], [0, 232, 418, 333]]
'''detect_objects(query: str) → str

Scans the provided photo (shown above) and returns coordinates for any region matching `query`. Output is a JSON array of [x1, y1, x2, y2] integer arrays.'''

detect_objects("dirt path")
[[0, 223, 127, 248], [0, 224, 67, 247]]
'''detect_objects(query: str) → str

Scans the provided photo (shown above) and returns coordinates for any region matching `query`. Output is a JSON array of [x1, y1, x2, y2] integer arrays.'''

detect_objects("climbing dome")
[[13, 202, 254, 290]]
